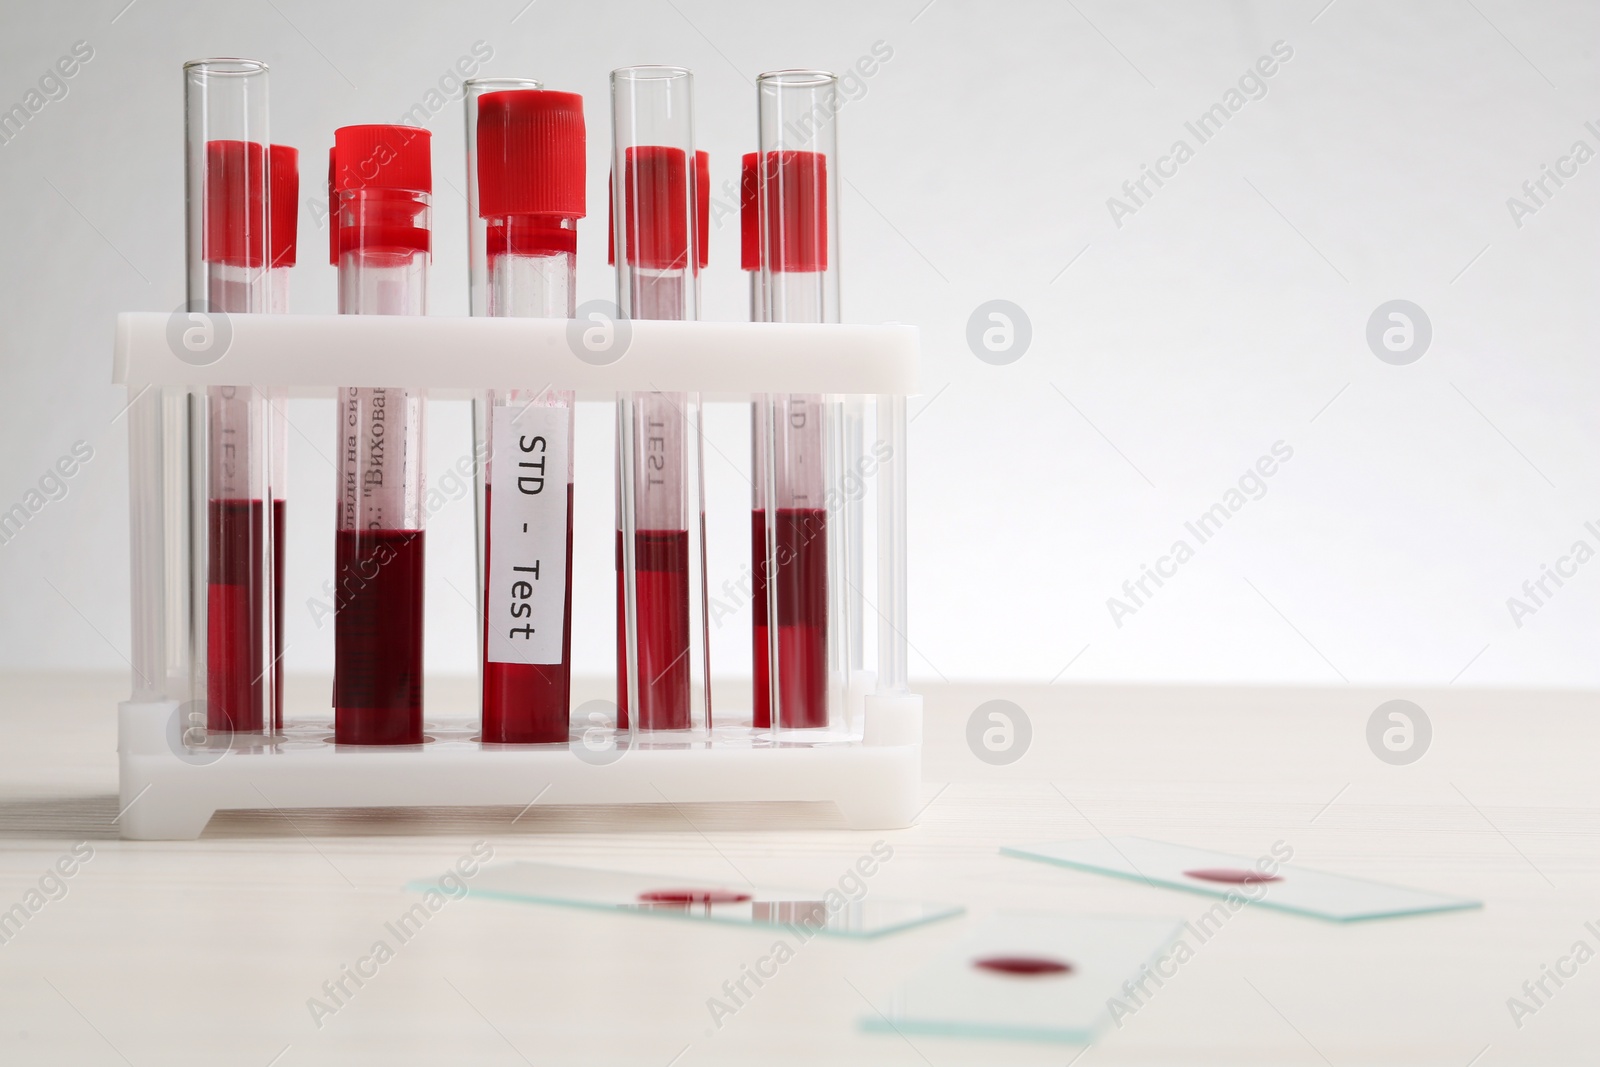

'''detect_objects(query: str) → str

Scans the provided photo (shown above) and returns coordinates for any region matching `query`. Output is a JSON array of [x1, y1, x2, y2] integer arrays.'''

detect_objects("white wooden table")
[[1, 672, 1594, 1065]]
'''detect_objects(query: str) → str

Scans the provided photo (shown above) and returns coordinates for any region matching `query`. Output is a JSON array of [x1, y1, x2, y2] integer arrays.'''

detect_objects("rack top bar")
[[114, 312, 919, 395]]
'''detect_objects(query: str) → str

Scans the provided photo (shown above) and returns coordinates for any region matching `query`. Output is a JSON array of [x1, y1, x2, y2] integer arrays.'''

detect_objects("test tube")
[[740, 151, 775, 728], [611, 66, 705, 733], [468, 84, 585, 743], [267, 143, 298, 730], [465, 77, 543, 316], [184, 58, 273, 735], [330, 124, 431, 745], [326, 148, 337, 268], [756, 71, 844, 732]]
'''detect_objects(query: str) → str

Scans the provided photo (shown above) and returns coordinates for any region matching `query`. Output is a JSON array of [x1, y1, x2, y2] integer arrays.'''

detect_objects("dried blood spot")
[[973, 956, 1074, 976], [1183, 868, 1283, 885], [637, 888, 752, 905]]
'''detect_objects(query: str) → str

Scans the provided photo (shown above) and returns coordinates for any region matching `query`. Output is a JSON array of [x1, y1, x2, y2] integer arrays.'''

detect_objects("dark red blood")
[[752, 508, 771, 728], [773, 507, 827, 728], [272, 498, 284, 731], [334, 528, 425, 745], [615, 528, 691, 731], [208, 498, 265, 733], [752, 507, 829, 729], [481, 484, 574, 744]]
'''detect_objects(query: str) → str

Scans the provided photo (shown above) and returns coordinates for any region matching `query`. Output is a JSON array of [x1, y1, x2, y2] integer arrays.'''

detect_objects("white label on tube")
[[487, 403, 570, 665]]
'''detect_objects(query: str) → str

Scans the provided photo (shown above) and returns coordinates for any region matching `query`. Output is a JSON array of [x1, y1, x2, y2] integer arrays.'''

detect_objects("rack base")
[[116, 700, 923, 840]]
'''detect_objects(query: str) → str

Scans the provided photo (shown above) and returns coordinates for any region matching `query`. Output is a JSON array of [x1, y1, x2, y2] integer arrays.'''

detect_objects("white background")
[[0, 0, 1596, 691]]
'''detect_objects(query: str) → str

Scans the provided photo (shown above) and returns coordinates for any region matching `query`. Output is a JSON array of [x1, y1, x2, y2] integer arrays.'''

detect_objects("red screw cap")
[[477, 90, 584, 258], [332, 124, 431, 194], [476, 90, 585, 219], [622, 145, 688, 270], [269, 144, 299, 269], [695, 149, 709, 271], [204, 139, 266, 268], [740, 151, 758, 271], [331, 125, 431, 257], [611, 144, 707, 271], [763, 150, 828, 273]]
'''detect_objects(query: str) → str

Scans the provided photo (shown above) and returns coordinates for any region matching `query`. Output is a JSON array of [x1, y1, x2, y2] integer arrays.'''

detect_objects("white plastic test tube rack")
[[113, 311, 923, 839]]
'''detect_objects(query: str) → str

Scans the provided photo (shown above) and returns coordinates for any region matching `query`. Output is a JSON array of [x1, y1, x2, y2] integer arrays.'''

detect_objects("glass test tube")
[[184, 58, 273, 735], [610, 66, 706, 733], [740, 151, 776, 728], [468, 83, 585, 743], [466, 77, 543, 317], [757, 71, 845, 732], [267, 142, 298, 731], [331, 124, 431, 745]]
